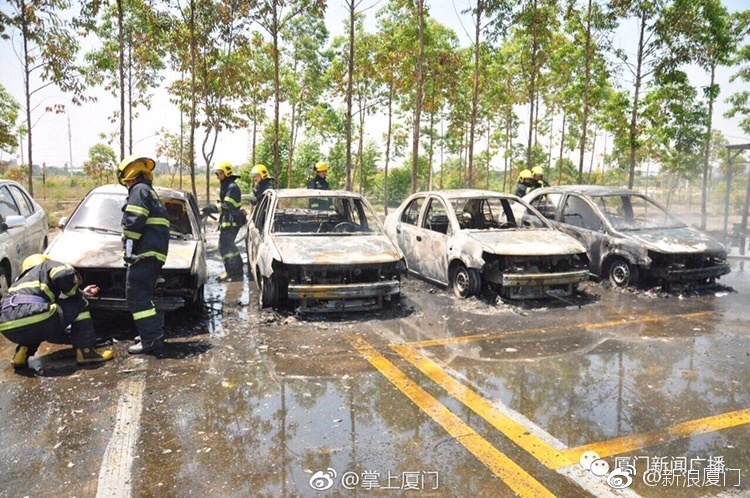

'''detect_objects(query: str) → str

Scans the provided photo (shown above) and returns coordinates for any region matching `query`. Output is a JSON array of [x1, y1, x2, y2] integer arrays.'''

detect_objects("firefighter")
[[531, 166, 549, 190], [249, 164, 274, 206], [0, 254, 113, 369], [515, 169, 534, 197], [118, 155, 170, 355], [307, 161, 330, 190], [202, 161, 244, 281]]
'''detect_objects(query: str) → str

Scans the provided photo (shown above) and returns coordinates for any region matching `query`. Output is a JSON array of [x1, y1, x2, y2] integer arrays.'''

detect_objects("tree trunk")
[[411, 0, 424, 194], [577, 0, 593, 184], [468, 0, 483, 188], [558, 112, 566, 185], [345, 1, 355, 190], [384, 84, 393, 214], [118, 0, 125, 161], [628, 12, 647, 190], [700, 64, 716, 230], [272, 2, 281, 180]]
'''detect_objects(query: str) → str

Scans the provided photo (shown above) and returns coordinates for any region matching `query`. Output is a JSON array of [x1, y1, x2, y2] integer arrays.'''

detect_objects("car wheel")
[[452, 264, 480, 299], [259, 275, 278, 309], [0, 266, 9, 298], [608, 257, 638, 288], [186, 285, 205, 314]]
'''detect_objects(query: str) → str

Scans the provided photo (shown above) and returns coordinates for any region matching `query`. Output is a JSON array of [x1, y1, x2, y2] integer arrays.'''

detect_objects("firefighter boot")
[[11, 344, 38, 370], [76, 347, 114, 365], [128, 338, 164, 355]]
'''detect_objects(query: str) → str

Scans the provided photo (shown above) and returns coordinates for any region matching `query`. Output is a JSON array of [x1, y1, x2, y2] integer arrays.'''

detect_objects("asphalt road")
[[0, 238, 748, 498]]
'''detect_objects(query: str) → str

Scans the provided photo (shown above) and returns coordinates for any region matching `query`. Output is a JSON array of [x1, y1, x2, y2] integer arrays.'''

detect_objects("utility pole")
[[68, 114, 74, 174]]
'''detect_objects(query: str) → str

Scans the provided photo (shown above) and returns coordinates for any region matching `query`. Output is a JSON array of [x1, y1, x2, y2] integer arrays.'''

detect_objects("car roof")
[[274, 188, 366, 198], [88, 183, 192, 200], [530, 185, 639, 196], [413, 189, 520, 199]]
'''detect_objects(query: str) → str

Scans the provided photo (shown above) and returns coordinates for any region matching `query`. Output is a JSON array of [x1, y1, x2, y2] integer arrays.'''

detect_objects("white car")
[[0, 180, 49, 296]]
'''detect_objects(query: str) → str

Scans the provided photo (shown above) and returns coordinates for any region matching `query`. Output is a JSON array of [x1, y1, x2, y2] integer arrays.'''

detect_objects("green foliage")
[[0, 84, 19, 154], [83, 143, 117, 185]]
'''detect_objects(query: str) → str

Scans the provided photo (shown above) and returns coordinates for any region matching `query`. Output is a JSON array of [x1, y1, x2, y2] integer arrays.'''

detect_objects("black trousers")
[[219, 227, 243, 277], [2, 296, 96, 351], [126, 258, 164, 342]]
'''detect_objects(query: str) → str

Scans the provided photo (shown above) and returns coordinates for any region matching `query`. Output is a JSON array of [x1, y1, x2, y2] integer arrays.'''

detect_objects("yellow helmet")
[[531, 166, 544, 176], [251, 164, 269, 180], [314, 161, 328, 173], [22, 254, 50, 273], [118, 155, 155, 186], [519, 169, 533, 180], [214, 161, 234, 177]]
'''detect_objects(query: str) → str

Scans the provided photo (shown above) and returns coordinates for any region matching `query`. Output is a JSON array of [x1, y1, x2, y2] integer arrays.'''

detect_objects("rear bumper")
[[287, 280, 401, 300]]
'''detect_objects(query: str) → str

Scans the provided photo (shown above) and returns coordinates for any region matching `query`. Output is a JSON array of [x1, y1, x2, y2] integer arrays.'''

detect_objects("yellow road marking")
[[403, 311, 712, 349], [392, 342, 564, 468], [347, 335, 556, 498], [551, 407, 750, 469]]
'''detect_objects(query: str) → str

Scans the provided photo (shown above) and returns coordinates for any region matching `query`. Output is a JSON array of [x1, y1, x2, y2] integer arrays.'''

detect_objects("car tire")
[[608, 257, 638, 288], [452, 264, 480, 299], [259, 275, 278, 309], [186, 284, 205, 314], [0, 266, 9, 298]]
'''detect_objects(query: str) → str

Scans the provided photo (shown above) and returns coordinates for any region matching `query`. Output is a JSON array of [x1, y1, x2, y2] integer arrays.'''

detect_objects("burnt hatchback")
[[246, 189, 406, 312], [384, 190, 590, 299], [524, 185, 730, 288]]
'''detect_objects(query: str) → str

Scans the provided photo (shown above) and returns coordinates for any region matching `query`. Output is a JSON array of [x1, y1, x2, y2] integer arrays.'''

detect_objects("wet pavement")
[[1, 234, 749, 498]]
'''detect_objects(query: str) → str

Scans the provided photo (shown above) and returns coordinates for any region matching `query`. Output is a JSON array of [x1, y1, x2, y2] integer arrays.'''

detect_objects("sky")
[[0, 0, 747, 172]]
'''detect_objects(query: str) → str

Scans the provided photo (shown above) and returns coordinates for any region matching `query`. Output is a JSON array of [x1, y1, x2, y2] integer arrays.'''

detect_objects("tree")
[[1, 0, 92, 196], [83, 143, 117, 184], [0, 84, 20, 154]]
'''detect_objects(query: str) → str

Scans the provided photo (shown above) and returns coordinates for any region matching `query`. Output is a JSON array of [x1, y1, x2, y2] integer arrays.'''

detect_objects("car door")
[[415, 196, 450, 284], [248, 194, 271, 277], [0, 184, 26, 276], [393, 195, 426, 275], [559, 194, 606, 271], [9, 184, 45, 254]]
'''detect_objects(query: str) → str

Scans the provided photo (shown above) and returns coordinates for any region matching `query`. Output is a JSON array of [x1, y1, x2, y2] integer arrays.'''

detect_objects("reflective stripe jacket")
[[216, 176, 242, 230], [251, 178, 275, 205], [0, 260, 79, 332], [122, 180, 170, 264], [307, 176, 330, 190]]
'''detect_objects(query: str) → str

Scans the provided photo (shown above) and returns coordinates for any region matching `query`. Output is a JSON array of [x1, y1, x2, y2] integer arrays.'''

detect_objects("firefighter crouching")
[[201, 161, 245, 281], [0, 254, 113, 369], [118, 155, 170, 355]]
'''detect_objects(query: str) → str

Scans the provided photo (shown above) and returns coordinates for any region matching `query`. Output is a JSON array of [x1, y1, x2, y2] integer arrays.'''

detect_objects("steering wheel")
[[332, 221, 359, 233], [498, 221, 516, 229]]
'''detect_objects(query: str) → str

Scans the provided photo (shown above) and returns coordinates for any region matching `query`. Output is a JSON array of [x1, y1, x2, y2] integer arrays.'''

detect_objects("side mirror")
[[58, 216, 69, 229], [4, 215, 25, 229]]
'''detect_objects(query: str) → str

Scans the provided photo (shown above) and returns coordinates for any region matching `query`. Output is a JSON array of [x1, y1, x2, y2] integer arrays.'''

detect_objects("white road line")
[[96, 366, 146, 498]]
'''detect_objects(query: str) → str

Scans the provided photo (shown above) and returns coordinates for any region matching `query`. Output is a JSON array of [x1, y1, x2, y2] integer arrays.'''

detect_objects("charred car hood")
[[623, 227, 726, 255], [467, 229, 586, 256], [46, 231, 198, 270], [272, 235, 402, 265]]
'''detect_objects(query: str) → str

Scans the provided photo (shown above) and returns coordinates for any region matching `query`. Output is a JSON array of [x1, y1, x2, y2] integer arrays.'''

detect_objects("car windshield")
[[271, 196, 383, 235], [591, 194, 685, 230], [67, 191, 195, 239], [67, 192, 125, 234], [450, 196, 548, 230]]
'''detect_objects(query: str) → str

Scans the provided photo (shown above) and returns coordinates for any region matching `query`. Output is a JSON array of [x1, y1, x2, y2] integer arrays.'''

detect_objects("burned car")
[[45, 184, 207, 311], [246, 189, 406, 311], [524, 185, 730, 288], [383, 190, 589, 299]]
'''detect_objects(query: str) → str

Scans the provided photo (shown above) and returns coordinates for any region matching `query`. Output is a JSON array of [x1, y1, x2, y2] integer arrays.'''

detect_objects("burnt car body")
[[246, 189, 406, 312], [45, 184, 207, 311], [524, 185, 730, 287], [383, 190, 589, 299]]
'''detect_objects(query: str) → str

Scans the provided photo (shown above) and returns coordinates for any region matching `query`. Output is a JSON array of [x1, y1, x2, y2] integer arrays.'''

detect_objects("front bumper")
[[288, 280, 401, 300], [651, 262, 731, 282], [485, 269, 590, 287], [86, 296, 186, 312]]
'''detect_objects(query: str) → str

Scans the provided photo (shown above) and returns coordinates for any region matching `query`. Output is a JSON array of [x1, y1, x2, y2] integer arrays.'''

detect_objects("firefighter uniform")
[[249, 164, 274, 206], [121, 169, 170, 350], [0, 255, 113, 368], [204, 162, 244, 280]]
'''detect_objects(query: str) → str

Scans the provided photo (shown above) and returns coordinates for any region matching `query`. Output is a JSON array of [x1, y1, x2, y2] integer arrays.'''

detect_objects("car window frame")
[[421, 197, 450, 235], [0, 185, 21, 218], [400, 196, 426, 226], [561, 194, 603, 232], [8, 185, 34, 217]]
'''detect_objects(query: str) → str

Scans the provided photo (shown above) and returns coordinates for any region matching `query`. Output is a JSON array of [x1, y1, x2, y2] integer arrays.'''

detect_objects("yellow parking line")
[[392, 342, 564, 468], [550, 407, 750, 469], [347, 335, 556, 498], [404, 311, 713, 349]]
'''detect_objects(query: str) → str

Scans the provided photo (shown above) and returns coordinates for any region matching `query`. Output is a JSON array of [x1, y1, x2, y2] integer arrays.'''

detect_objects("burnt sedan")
[[524, 185, 730, 288], [246, 189, 406, 312], [383, 190, 590, 299], [45, 184, 207, 312]]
